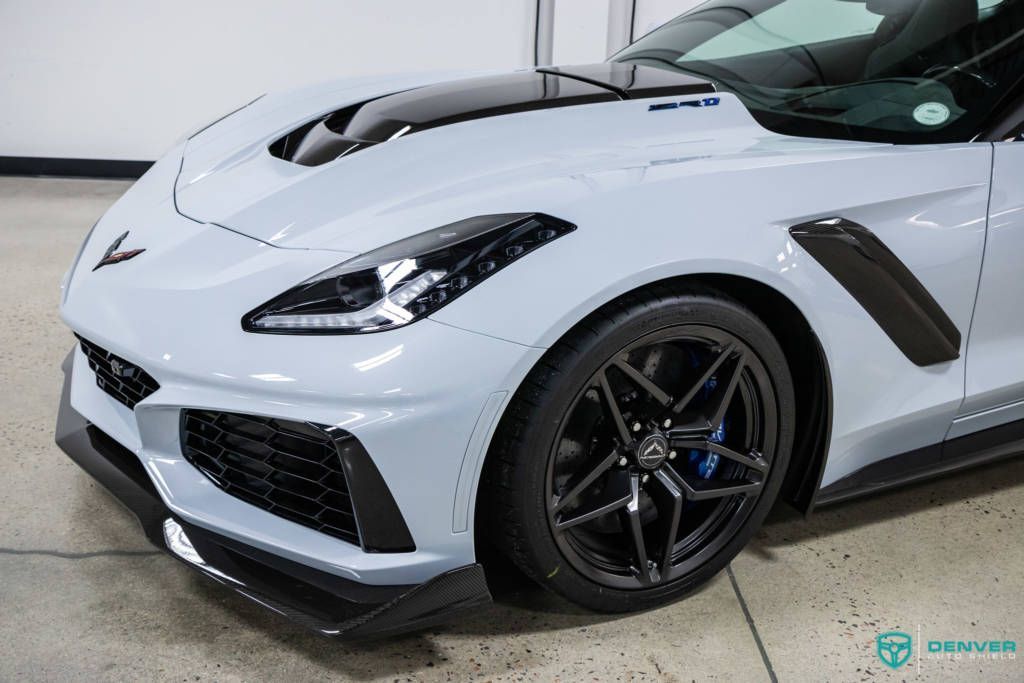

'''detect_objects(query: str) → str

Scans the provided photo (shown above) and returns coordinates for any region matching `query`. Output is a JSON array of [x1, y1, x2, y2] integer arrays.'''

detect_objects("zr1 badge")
[[649, 97, 721, 111]]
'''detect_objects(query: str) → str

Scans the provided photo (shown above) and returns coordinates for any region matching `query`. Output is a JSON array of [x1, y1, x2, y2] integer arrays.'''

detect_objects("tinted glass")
[[613, 0, 1024, 143]]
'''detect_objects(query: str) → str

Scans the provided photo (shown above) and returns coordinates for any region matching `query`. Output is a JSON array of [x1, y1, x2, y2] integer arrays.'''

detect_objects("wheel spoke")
[[622, 473, 658, 585], [667, 439, 769, 474], [552, 450, 620, 513], [669, 342, 736, 415], [597, 370, 633, 445], [611, 357, 672, 407], [704, 351, 746, 431], [650, 469, 684, 576], [708, 443, 768, 473], [554, 469, 632, 529], [664, 466, 762, 501]]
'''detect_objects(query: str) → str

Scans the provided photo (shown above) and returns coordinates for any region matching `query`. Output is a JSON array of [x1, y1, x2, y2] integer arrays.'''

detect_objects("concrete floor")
[[2, 176, 1023, 681]]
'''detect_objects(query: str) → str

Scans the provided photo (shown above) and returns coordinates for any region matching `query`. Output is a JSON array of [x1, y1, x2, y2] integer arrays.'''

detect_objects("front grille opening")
[[181, 410, 360, 546], [77, 336, 160, 410]]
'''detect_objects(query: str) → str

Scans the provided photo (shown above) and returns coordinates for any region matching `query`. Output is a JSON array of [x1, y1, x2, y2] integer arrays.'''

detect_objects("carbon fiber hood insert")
[[270, 64, 714, 166]]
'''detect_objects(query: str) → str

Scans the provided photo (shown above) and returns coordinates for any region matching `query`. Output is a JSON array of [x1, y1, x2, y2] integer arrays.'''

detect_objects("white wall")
[[552, 0, 612, 64], [634, 0, 706, 41], [0, 0, 706, 162], [0, 0, 535, 160], [551, 0, 704, 66]]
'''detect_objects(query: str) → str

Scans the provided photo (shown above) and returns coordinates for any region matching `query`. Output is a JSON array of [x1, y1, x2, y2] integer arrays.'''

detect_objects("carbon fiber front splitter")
[[54, 352, 491, 638]]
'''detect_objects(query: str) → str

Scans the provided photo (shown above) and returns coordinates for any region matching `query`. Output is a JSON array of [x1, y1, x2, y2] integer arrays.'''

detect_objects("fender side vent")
[[789, 217, 961, 366]]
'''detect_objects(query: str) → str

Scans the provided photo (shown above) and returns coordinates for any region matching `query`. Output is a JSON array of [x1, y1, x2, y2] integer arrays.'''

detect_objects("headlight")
[[243, 213, 575, 334]]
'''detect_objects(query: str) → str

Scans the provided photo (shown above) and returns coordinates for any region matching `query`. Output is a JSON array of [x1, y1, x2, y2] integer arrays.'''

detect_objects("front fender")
[[443, 141, 988, 527]]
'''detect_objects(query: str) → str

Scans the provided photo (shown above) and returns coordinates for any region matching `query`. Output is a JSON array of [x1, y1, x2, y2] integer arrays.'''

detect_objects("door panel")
[[960, 142, 1024, 428]]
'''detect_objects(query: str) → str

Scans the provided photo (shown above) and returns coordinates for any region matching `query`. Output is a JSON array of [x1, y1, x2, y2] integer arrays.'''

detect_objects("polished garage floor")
[[2, 177, 1023, 682]]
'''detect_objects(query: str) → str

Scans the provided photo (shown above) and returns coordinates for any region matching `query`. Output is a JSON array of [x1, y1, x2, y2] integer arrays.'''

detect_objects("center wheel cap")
[[636, 433, 669, 470]]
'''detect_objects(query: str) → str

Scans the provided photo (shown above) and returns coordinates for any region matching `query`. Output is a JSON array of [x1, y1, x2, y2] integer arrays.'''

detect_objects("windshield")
[[613, 0, 1024, 143]]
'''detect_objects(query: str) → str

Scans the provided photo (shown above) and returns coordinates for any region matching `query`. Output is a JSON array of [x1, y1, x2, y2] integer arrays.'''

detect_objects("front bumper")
[[61, 198, 544, 583], [55, 352, 491, 637]]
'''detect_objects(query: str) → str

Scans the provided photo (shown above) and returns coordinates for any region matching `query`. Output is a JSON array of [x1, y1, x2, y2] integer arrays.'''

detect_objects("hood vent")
[[269, 64, 714, 167]]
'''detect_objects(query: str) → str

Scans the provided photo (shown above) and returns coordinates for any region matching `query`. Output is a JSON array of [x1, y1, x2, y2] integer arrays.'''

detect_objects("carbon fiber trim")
[[790, 217, 961, 366]]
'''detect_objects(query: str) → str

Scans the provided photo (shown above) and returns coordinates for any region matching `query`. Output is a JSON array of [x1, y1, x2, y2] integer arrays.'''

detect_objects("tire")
[[482, 283, 795, 612]]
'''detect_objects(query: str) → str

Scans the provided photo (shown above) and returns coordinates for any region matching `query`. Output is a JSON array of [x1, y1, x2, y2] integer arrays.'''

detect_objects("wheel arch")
[[472, 273, 832, 557], [692, 274, 832, 513]]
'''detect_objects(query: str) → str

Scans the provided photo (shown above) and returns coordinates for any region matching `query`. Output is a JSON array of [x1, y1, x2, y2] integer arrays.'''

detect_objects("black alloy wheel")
[[484, 285, 795, 612], [548, 324, 775, 589]]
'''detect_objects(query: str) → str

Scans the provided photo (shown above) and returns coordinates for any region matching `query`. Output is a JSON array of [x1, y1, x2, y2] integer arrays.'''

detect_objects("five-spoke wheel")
[[484, 287, 794, 611], [548, 326, 777, 589]]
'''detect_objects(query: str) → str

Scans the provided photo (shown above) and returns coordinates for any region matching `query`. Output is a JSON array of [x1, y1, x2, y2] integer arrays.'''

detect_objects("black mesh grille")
[[77, 336, 160, 410], [181, 410, 360, 545]]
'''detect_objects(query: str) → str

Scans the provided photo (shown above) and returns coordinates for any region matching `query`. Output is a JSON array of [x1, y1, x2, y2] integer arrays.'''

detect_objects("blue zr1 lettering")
[[649, 97, 721, 111]]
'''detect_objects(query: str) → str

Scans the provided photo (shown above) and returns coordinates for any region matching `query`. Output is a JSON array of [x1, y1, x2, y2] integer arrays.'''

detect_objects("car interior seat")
[[864, 0, 978, 78]]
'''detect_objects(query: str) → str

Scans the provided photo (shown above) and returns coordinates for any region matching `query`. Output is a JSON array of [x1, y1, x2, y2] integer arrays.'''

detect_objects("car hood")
[[173, 63, 864, 254]]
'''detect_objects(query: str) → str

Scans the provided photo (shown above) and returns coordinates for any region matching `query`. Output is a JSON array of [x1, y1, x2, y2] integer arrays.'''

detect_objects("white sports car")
[[56, 0, 1024, 636]]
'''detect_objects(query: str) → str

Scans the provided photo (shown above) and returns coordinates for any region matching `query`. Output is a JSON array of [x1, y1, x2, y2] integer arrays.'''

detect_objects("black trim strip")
[[816, 418, 1024, 506], [0, 156, 152, 179], [790, 217, 961, 366], [327, 427, 416, 553]]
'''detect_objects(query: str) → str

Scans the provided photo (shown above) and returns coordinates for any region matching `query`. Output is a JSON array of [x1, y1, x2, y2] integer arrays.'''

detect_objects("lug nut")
[[668, 450, 677, 460], [641, 474, 650, 484], [632, 422, 642, 433], [662, 418, 673, 429], [618, 457, 628, 467]]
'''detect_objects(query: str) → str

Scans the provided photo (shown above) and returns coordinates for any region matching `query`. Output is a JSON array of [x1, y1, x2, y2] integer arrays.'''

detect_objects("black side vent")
[[789, 217, 961, 366], [181, 410, 415, 552], [77, 336, 160, 410]]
